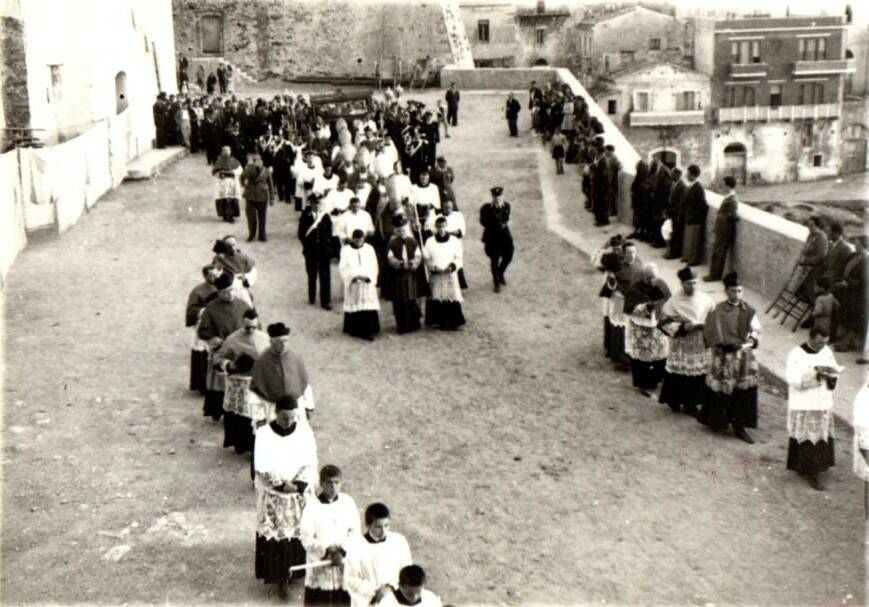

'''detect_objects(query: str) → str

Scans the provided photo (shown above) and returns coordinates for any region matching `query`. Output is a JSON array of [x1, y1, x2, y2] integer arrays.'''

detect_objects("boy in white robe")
[[299, 465, 361, 606], [336, 197, 375, 245], [411, 170, 441, 229], [423, 217, 465, 330], [786, 326, 843, 490], [339, 231, 381, 340], [377, 565, 443, 607], [344, 503, 412, 607]]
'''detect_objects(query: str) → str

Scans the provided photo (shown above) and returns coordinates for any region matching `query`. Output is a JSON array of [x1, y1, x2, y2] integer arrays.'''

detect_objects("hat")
[[677, 266, 698, 282], [215, 272, 234, 291], [723, 272, 741, 288], [232, 353, 256, 374], [490, 186, 503, 196], [392, 214, 408, 228], [212, 239, 230, 255], [267, 322, 291, 337]]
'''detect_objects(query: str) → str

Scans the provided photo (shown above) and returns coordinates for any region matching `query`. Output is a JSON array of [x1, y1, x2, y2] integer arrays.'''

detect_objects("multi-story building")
[[458, 0, 585, 69], [594, 61, 711, 171], [573, 5, 690, 87], [694, 15, 856, 183]]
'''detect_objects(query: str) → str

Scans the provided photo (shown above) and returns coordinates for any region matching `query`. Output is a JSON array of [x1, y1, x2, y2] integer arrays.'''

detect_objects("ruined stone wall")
[[173, 0, 455, 80], [0, 16, 30, 147]]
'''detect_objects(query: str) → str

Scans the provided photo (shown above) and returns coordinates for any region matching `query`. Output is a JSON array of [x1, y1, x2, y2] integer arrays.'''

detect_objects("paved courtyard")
[[1, 91, 865, 605]]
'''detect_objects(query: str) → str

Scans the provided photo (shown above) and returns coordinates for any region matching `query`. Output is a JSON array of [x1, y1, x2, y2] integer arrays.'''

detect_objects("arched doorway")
[[650, 149, 678, 169], [115, 71, 128, 114], [722, 142, 747, 185], [533, 58, 549, 66]]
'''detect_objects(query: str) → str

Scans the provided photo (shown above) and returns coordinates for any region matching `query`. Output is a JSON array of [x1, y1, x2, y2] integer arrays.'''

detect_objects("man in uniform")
[[479, 186, 514, 293]]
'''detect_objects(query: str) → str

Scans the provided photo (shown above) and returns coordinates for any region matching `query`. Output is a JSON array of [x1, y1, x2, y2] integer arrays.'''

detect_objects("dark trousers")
[[304, 254, 331, 306], [508, 117, 518, 137], [669, 219, 684, 258], [487, 241, 514, 285], [707, 236, 733, 280], [245, 199, 268, 240], [447, 106, 458, 126]]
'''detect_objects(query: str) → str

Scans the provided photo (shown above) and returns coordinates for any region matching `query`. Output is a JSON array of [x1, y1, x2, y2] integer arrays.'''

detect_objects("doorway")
[[115, 71, 128, 114], [201, 15, 223, 55], [651, 149, 678, 170], [723, 142, 747, 185]]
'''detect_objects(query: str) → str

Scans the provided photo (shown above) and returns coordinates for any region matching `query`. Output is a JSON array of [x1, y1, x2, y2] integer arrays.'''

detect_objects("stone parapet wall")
[[440, 66, 560, 90]]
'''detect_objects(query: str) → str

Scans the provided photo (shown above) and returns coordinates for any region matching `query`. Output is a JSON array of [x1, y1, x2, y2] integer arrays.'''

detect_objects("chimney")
[[537, 0, 545, 14]]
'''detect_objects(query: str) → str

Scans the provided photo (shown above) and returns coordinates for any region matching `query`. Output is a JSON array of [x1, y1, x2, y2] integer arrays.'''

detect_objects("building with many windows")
[[693, 14, 856, 183]]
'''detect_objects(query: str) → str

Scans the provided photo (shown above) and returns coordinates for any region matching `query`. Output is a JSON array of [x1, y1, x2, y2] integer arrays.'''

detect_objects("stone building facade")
[[572, 6, 690, 86], [1, 0, 176, 148], [461, 1, 519, 67], [172, 0, 455, 82], [595, 62, 712, 175], [692, 15, 854, 184]]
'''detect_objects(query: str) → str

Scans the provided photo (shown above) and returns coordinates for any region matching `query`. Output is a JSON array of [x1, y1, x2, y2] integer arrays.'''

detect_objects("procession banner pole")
[[289, 559, 332, 573]]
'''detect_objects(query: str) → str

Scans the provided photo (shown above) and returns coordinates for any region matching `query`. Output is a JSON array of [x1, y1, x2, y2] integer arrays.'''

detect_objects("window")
[[607, 99, 617, 114], [770, 84, 782, 108], [799, 37, 827, 61], [751, 40, 761, 63], [813, 153, 823, 167], [604, 54, 611, 72], [115, 71, 128, 114], [743, 86, 755, 106], [477, 19, 490, 43], [799, 83, 825, 104], [634, 92, 651, 111], [650, 38, 662, 50], [732, 40, 762, 64], [725, 86, 736, 108], [681, 91, 698, 110], [536, 28, 545, 45]]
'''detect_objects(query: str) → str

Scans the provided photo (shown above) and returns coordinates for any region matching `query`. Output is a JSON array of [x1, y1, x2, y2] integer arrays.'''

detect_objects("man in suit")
[[665, 168, 687, 259], [704, 176, 740, 281], [680, 165, 707, 267], [445, 82, 460, 127], [298, 195, 333, 310]]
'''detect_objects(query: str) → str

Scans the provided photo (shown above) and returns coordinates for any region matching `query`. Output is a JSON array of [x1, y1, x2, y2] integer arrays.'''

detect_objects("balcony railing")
[[717, 103, 840, 123], [729, 63, 769, 78], [629, 110, 706, 127], [793, 58, 856, 76]]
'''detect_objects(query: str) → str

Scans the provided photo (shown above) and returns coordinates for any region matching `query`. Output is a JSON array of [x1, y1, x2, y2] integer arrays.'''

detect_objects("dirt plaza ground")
[[1, 91, 865, 605]]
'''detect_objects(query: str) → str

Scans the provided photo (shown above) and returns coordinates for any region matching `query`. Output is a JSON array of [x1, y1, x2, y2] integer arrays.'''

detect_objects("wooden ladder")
[[765, 263, 814, 332]]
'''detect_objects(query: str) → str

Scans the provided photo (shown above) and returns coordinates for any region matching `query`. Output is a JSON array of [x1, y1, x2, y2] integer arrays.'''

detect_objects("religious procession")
[[176, 80, 518, 604], [518, 80, 869, 496]]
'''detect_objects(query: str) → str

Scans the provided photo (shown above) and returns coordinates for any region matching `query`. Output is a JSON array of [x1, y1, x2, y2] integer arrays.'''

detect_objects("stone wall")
[[462, 3, 518, 65], [621, 123, 712, 177], [711, 120, 840, 184], [441, 66, 559, 90], [173, 0, 455, 81]]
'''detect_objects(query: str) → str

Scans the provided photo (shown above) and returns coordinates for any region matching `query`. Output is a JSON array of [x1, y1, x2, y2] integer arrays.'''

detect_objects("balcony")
[[717, 103, 841, 123], [729, 63, 769, 78], [629, 110, 706, 127], [793, 58, 856, 76]]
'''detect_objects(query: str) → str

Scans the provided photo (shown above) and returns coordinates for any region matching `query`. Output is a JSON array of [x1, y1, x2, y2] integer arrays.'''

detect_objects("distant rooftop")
[[580, 4, 674, 26], [713, 15, 845, 29]]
